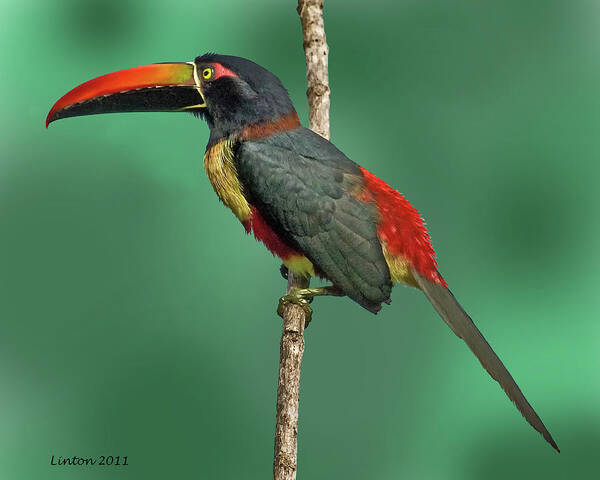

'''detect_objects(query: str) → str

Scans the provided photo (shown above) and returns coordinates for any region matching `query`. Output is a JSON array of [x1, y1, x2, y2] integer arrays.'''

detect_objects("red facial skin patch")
[[210, 63, 238, 80]]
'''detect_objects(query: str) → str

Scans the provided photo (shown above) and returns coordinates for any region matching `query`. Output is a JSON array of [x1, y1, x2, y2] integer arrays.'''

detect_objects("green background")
[[1, 0, 598, 478]]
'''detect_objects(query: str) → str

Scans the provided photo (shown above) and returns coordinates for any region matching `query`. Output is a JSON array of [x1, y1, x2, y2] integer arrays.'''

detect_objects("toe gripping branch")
[[277, 286, 344, 327]]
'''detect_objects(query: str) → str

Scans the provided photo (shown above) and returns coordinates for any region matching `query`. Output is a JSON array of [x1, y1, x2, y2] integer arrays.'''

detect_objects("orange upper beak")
[[46, 62, 204, 127]]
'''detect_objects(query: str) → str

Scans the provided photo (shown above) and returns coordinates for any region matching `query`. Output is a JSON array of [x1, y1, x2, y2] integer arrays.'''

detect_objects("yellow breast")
[[204, 139, 252, 223]]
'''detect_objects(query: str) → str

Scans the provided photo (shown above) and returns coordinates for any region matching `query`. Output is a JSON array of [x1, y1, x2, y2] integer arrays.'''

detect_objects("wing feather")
[[236, 127, 392, 311]]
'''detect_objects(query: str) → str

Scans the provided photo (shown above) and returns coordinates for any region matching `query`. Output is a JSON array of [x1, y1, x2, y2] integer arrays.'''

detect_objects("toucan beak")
[[46, 62, 205, 127]]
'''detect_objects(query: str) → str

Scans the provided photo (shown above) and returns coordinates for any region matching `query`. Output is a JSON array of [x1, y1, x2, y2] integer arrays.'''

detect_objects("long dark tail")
[[412, 269, 559, 452]]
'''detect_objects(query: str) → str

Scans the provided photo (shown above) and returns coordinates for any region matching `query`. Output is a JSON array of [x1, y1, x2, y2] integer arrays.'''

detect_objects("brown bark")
[[273, 2, 330, 479], [273, 271, 309, 480], [297, 0, 330, 140]]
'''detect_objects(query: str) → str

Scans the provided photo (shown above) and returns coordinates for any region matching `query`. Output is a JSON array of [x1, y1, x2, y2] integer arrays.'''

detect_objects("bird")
[[47, 53, 559, 452]]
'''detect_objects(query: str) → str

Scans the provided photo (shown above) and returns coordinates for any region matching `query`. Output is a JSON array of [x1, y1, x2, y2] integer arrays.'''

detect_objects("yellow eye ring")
[[202, 67, 213, 80]]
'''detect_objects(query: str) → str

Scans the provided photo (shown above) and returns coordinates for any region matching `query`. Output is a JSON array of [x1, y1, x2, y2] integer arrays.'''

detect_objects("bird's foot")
[[277, 290, 313, 325], [277, 286, 344, 327]]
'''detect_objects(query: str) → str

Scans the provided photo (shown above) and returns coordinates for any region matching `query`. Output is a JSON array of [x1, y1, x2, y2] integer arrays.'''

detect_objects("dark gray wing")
[[236, 127, 392, 312]]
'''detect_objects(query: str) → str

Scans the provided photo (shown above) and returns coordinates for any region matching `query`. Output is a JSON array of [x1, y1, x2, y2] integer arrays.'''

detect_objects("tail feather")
[[412, 269, 559, 452]]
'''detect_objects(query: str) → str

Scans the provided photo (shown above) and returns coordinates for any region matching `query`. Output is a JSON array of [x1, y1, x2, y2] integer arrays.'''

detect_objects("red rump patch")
[[359, 167, 446, 286], [245, 206, 300, 260], [211, 63, 238, 80]]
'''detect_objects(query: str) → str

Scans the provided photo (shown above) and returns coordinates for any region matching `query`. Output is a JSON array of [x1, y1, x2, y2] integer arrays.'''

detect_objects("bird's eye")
[[202, 67, 213, 81]]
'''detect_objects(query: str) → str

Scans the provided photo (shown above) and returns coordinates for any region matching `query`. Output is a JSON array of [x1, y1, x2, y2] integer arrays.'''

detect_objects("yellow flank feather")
[[283, 255, 316, 278], [382, 243, 418, 287], [204, 139, 252, 222]]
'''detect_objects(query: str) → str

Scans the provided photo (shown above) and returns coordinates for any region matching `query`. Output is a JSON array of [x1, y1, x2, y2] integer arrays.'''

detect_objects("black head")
[[193, 54, 296, 143]]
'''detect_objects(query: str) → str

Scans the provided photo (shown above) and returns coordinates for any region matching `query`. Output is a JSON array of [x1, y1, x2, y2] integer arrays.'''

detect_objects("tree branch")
[[273, 270, 309, 480], [273, 2, 330, 480], [297, 0, 330, 140]]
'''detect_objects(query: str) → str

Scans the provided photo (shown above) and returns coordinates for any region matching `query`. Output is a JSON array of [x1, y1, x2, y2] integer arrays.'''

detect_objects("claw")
[[277, 291, 313, 325], [276, 286, 345, 328], [280, 264, 289, 280]]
